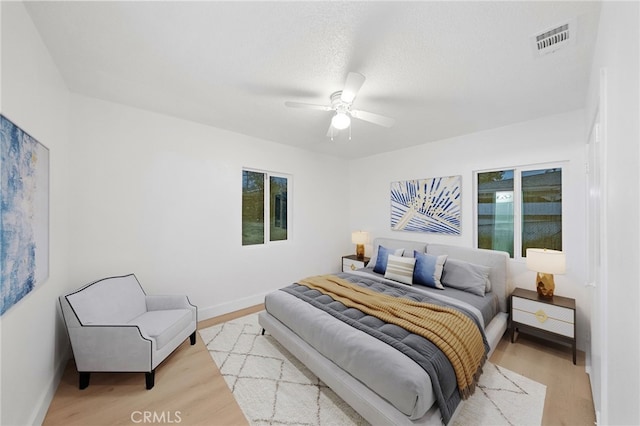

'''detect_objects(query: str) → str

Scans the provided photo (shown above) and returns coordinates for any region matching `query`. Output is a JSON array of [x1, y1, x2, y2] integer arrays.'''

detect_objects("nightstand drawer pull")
[[350, 264, 356, 271], [535, 309, 548, 323]]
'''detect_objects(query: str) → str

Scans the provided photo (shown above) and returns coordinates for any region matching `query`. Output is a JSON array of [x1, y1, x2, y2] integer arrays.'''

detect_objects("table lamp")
[[526, 248, 566, 298], [351, 231, 369, 261]]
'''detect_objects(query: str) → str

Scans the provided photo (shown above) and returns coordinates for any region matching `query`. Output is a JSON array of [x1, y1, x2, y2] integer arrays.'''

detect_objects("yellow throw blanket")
[[299, 274, 486, 398]]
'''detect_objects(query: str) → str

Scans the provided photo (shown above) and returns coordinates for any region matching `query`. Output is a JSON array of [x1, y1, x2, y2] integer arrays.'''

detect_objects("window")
[[242, 169, 289, 246], [476, 165, 562, 258]]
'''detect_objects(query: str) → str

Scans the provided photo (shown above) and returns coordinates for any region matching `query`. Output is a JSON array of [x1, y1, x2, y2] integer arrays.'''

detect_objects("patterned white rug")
[[451, 362, 546, 426], [199, 313, 546, 426]]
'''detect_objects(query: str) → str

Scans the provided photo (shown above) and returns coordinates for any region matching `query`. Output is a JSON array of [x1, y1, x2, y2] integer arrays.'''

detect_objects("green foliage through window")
[[477, 167, 562, 258], [242, 170, 289, 246], [269, 176, 288, 242], [242, 170, 265, 245]]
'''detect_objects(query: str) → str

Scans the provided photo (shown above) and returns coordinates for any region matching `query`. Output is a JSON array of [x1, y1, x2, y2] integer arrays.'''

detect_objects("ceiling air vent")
[[531, 18, 576, 56]]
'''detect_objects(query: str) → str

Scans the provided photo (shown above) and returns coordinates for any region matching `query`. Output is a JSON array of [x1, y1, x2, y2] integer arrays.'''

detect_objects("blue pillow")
[[373, 246, 404, 274], [412, 250, 447, 289]]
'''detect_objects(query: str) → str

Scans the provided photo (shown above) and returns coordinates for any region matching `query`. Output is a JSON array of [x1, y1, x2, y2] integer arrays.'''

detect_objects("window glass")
[[476, 166, 563, 258], [269, 176, 288, 241], [477, 170, 515, 257], [521, 168, 562, 256], [242, 170, 264, 245], [242, 170, 289, 246]]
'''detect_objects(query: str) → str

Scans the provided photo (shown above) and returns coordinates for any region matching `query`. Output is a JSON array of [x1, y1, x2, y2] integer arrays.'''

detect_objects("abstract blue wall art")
[[390, 175, 461, 235], [1, 115, 49, 315]]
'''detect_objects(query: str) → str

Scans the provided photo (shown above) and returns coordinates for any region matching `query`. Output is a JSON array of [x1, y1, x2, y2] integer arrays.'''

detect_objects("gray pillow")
[[441, 259, 491, 297]]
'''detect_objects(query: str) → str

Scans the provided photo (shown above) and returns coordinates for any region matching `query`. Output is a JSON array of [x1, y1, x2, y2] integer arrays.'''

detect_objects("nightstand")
[[510, 287, 576, 364], [342, 255, 370, 272]]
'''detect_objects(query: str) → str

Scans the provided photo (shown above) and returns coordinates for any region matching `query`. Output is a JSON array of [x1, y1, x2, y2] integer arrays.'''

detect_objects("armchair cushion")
[[129, 309, 193, 350]]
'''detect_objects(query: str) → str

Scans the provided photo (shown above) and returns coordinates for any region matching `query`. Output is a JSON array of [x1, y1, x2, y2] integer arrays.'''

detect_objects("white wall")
[[2, 5, 351, 424], [349, 110, 589, 350], [586, 2, 640, 424], [68, 94, 351, 318], [0, 2, 72, 425]]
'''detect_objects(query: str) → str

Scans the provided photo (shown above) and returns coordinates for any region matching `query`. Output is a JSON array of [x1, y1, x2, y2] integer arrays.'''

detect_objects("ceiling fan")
[[284, 72, 395, 139]]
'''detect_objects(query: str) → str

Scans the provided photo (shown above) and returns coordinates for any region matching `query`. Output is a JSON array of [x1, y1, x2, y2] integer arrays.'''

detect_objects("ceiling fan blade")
[[351, 109, 396, 128], [326, 123, 335, 137], [341, 72, 365, 103], [284, 101, 332, 111]]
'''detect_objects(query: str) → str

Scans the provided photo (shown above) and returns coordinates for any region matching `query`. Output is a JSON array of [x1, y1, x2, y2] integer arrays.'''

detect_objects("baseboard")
[[29, 345, 71, 425], [197, 291, 268, 321]]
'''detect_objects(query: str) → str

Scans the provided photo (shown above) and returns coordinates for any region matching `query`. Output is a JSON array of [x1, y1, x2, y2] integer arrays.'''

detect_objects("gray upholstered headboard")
[[368, 237, 427, 261], [368, 238, 510, 312]]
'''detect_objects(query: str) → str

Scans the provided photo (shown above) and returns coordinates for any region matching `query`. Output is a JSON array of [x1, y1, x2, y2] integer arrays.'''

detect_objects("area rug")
[[199, 313, 546, 426]]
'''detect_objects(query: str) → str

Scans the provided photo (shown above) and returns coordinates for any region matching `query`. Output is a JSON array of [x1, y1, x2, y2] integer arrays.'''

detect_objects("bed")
[[258, 237, 510, 425]]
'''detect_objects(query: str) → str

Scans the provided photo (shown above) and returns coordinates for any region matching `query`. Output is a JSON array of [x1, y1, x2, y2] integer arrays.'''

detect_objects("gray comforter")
[[265, 272, 491, 424]]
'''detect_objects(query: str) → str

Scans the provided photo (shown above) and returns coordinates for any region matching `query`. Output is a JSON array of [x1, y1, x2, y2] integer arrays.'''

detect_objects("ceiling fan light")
[[331, 112, 351, 130]]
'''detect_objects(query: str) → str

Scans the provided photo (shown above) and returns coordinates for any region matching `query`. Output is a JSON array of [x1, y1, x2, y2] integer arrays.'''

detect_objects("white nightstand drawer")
[[343, 258, 366, 272], [512, 297, 574, 323], [512, 297, 574, 337]]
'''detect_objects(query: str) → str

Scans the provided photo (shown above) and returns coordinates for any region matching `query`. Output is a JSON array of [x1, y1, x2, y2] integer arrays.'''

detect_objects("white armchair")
[[59, 274, 197, 389]]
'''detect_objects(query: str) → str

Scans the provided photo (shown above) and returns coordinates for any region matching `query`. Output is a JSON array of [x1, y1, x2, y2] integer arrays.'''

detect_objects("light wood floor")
[[491, 332, 595, 426], [44, 305, 595, 425]]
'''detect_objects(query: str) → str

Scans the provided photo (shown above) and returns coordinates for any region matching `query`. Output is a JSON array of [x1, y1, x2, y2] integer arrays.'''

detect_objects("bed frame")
[[259, 238, 511, 425]]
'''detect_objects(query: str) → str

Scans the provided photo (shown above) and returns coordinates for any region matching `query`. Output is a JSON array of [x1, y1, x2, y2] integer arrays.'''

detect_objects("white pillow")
[[384, 254, 416, 285]]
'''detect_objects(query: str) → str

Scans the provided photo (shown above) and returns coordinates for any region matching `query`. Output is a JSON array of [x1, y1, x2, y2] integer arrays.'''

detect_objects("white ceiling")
[[24, 1, 601, 159]]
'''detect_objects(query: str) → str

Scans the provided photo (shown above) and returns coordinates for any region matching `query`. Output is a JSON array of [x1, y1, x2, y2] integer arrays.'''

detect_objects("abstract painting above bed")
[[390, 176, 461, 235]]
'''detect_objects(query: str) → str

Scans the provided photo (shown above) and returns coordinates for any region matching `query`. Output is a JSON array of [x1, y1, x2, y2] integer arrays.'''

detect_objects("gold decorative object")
[[536, 272, 556, 298]]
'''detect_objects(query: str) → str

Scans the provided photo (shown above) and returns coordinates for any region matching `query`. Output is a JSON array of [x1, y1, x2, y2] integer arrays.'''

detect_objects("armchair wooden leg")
[[145, 370, 155, 390], [189, 331, 196, 345], [79, 372, 90, 390]]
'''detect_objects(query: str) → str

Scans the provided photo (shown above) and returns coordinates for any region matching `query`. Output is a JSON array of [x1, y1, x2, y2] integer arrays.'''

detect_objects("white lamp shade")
[[351, 231, 369, 245], [526, 248, 566, 274], [331, 112, 351, 130]]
